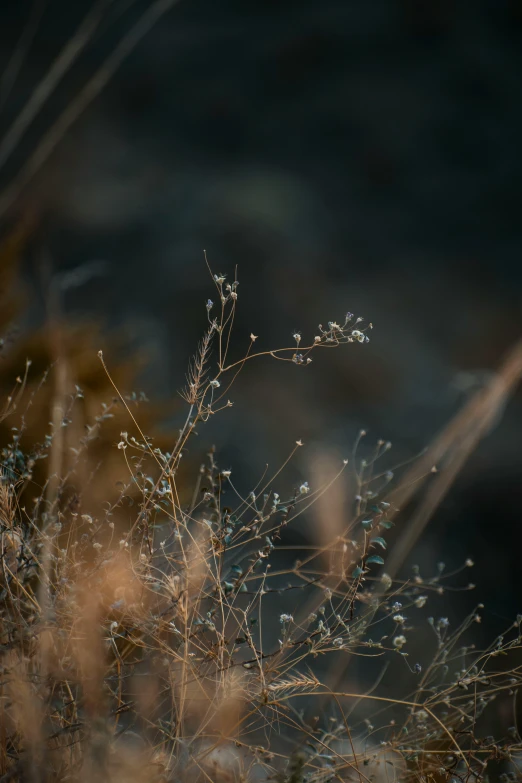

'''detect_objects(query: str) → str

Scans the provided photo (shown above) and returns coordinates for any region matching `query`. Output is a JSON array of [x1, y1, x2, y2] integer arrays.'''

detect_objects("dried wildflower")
[[2, 268, 517, 783]]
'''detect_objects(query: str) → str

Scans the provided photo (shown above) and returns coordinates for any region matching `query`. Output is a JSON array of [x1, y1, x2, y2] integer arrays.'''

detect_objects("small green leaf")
[[361, 519, 372, 530], [371, 536, 387, 550], [380, 520, 394, 529], [366, 555, 384, 566], [352, 566, 364, 578], [223, 581, 235, 594]]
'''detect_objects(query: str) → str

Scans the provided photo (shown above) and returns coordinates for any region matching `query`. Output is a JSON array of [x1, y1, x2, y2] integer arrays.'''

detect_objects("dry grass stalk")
[[0, 271, 520, 783]]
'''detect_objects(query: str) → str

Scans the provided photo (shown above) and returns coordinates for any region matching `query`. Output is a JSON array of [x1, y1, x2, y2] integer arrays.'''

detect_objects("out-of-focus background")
[[1, 0, 521, 626]]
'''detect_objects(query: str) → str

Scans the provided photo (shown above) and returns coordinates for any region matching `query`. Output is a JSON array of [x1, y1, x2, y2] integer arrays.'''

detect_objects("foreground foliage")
[[1, 271, 521, 783]]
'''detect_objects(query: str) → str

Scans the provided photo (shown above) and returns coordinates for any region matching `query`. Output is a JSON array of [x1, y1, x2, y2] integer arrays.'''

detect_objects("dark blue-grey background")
[[1, 0, 521, 626]]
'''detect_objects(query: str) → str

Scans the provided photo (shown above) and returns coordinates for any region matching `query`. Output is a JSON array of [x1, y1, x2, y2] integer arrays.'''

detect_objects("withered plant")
[[0, 269, 521, 783]]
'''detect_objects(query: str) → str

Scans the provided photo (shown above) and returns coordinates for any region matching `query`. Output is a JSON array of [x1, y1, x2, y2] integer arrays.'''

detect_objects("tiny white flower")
[[381, 573, 393, 590], [414, 595, 428, 608], [299, 481, 310, 495], [210, 379, 220, 388], [393, 635, 407, 649]]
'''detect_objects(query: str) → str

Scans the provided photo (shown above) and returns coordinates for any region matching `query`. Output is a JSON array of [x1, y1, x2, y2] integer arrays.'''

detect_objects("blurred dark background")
[[1, 0, 521, 629]]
